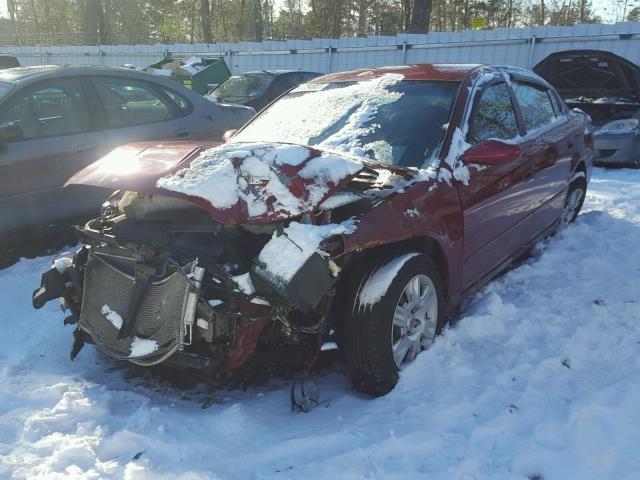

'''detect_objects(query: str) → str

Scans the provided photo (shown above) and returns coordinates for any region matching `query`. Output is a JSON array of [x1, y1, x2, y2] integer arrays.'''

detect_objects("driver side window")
[[470, 82, 519, 143], [0, 80, 88, 141]]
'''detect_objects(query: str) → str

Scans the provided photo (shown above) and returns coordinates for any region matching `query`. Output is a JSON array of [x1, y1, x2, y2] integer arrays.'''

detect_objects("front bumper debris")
[[77, 250, 198, 365]]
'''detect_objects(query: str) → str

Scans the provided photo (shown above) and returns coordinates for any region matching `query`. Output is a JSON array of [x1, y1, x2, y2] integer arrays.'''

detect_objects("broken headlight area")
[[32, 190, 358, 373]]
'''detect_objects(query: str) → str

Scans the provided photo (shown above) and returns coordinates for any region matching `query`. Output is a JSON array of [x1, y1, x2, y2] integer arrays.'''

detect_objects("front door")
[[0, 78, 109, 236], [455, 80, 537, 289]]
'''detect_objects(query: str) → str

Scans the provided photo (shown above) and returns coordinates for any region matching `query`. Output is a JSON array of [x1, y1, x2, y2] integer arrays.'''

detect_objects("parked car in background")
[[206, 70, 321, 111], [0, 65, 255, 245], [33, 64, 592, 396], [535, 50, 640, 168], [0, 55, 19, 69]]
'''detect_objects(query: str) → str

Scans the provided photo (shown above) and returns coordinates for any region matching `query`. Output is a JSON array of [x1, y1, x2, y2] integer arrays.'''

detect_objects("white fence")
[[3, 22, 640, 74]]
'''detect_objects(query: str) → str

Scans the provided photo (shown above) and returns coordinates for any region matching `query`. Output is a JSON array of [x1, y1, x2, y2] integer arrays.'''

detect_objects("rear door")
[[457, 80, 537, 289], [0, 77, 109, 235], [89, 76, 190, 149], [511, 81, 575, 227]]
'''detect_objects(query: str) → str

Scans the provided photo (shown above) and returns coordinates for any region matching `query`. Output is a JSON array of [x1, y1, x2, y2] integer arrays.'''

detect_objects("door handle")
[[76, 144, 98, 154], [175, 130, 190, 138]]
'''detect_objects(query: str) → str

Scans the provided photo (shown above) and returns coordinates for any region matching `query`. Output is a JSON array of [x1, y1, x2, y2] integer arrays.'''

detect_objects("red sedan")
[[33, 64, 592, 395]]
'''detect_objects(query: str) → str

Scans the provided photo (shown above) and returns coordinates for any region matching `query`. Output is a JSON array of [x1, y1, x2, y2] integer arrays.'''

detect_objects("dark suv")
[[207, 70, 321, 112], [0, 55, 19, 69]]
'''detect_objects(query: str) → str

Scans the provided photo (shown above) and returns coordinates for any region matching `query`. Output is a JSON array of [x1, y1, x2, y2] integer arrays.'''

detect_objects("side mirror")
[[222, 129, 238, 142], [462, 140, 521, 166], [0, 123, 24, 143]]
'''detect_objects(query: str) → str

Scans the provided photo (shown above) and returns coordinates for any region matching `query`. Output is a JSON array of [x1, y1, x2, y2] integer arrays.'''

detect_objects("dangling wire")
[[290, 334, 322, 412]]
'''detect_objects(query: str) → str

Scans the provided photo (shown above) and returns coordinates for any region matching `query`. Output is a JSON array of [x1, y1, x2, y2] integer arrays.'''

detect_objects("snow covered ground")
[[1, 167, 639, 479]]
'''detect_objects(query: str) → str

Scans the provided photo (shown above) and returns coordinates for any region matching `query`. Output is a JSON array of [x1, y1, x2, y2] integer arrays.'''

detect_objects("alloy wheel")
[[560, 186, 585, 227], [391, 274, 438, 368]]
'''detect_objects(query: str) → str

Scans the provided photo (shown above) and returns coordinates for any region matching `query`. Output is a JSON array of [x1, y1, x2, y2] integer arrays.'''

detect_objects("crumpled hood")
[[67, 141, 368, 224]]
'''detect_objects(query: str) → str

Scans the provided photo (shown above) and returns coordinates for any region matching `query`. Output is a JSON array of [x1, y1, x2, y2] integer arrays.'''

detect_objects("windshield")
[[0, 81, 12, 100], [231, 75, 460, 167], [211, 72, 275, 99]]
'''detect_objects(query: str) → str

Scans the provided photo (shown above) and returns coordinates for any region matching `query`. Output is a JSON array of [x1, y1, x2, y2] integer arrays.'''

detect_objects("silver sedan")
[[0, 65, 254, 243]]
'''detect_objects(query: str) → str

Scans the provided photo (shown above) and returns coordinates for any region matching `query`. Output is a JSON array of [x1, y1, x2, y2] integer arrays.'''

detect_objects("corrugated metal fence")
[[3, 22, 640, 74]]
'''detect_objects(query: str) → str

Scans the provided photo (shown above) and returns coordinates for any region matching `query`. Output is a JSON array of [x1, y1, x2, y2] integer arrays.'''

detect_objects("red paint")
[[314, 64, 482, 83], [65, 141, 219, 192], [463, 141, 522, 165], [225, 318, 271, 369]]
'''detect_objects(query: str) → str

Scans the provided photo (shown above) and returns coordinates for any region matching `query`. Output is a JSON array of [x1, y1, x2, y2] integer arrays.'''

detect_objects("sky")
[[0, 0, 632, 29]]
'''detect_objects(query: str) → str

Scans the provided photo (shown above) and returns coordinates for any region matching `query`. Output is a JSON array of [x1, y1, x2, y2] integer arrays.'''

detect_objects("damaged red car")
[[33, 64, 592, 395]]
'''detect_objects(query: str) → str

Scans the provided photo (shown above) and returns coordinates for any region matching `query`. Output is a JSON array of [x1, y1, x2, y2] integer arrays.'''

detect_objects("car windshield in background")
[[231, 76, 460, 168], [0, 81, 12, 99], [212, 72, 274, 99]]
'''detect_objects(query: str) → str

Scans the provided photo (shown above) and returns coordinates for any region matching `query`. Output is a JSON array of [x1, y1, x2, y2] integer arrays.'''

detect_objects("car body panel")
[[0, 130, 111, 234], [68, 141, 394, 225], [593, 131, 640, 167], [315, 64, 482, 84], [340, 177, 465, 301]]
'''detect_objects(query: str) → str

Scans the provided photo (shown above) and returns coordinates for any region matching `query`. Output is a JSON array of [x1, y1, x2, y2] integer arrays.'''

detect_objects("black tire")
[[559, 177, 587, 227], [343, 253, 445, 396]]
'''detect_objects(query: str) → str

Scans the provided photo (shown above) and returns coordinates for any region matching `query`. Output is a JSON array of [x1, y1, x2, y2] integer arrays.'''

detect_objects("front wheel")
[[343, 253, 444, 396]]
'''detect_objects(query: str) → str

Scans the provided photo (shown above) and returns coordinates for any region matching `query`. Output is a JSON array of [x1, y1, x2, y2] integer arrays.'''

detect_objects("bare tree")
[[409, 0, 433, 33], [200, 0, 213, 42], [357, 0, 368, 35], [83, 0, 99, 44]]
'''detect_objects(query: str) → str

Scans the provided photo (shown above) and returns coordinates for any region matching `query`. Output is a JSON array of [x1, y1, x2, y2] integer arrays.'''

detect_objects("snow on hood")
[[156, 142, 364, 224]]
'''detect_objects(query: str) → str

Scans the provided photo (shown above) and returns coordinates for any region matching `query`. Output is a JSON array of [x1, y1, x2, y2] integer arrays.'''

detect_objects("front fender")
[[342, 178, 464, 298]]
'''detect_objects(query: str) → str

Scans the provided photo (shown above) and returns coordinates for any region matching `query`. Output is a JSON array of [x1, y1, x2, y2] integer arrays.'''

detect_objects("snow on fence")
[[3, 22, 640, 75]]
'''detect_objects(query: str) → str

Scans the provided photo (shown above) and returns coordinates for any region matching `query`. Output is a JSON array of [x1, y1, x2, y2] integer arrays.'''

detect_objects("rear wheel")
[[343, 253, 444, 396], [559, 178, 586, 228]]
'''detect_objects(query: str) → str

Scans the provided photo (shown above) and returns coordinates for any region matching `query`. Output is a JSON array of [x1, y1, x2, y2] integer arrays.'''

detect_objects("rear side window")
[[161, 87, 191, 114], [0, 79, 88, 141], [92, 77, 173, 129], [470, 82, 519, 143], [513, 82, 557, 131]]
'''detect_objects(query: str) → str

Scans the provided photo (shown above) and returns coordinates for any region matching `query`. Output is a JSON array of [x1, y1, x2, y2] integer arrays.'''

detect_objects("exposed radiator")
[[78, 250, 193, 366]]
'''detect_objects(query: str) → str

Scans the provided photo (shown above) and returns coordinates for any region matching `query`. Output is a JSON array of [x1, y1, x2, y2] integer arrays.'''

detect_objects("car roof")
[[312, 64, 487, 83], [239, 70, 320, 76], [0, 65, 167, 84]]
